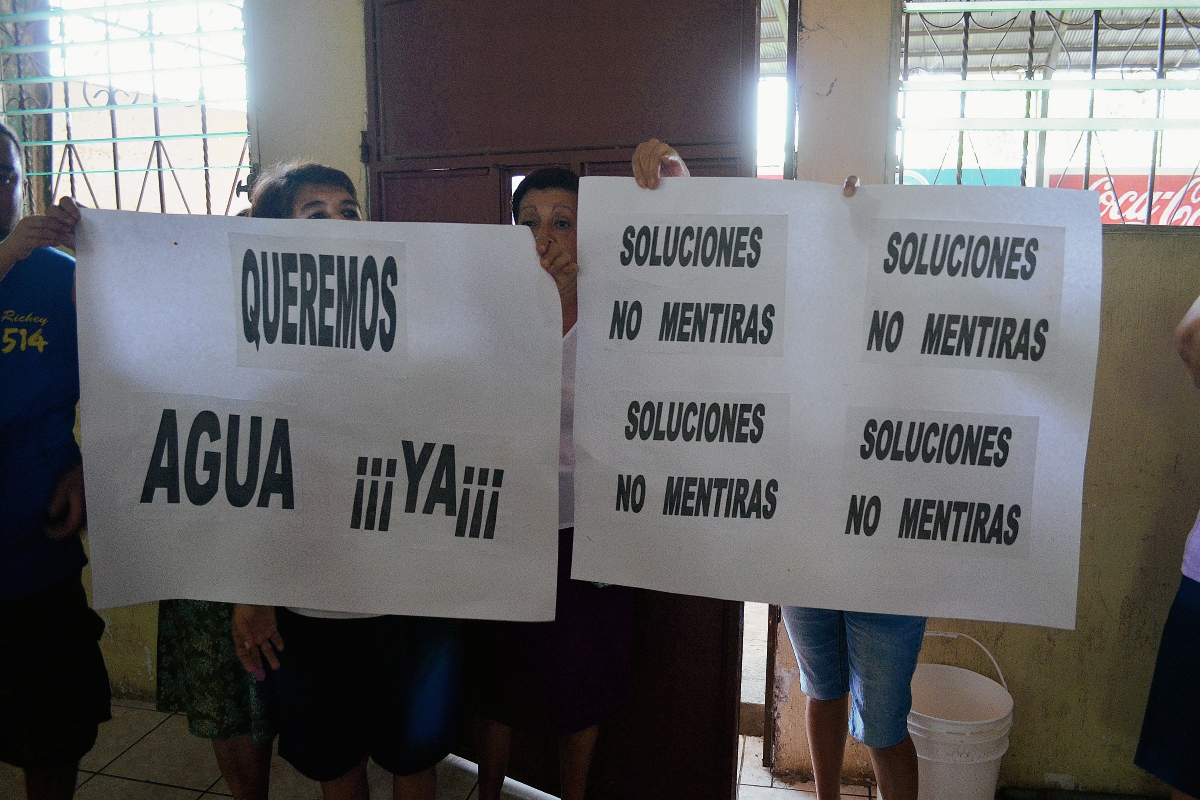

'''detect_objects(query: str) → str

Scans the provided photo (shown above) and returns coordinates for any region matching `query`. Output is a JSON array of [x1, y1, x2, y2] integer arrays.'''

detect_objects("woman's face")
[[516, 188, 577, 263], [291, 184, 361, 220]]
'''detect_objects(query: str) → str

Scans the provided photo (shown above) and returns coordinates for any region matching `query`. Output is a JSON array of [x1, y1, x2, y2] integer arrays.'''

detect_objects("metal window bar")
[[1, 27, 244, 56], [899, 4, 1200, 225], [0, 0, 249, 216], [1147, 8, 1167, 221], [1020, 10, 1035, 186], [900, 12, 911, 183], [1082, 10, 1099, 189], [2, 62, 244, 85], [5, 0, 239, 24]]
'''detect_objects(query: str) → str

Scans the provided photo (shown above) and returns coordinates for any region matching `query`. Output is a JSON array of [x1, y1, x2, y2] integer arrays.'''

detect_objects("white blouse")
[[559, 324, 577, 531]]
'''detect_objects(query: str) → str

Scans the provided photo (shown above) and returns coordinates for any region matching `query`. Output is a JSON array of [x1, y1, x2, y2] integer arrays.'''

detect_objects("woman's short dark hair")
[[250, 161, 357, 220], [0, 120, 22, 161], [511, 166, 578, 223]]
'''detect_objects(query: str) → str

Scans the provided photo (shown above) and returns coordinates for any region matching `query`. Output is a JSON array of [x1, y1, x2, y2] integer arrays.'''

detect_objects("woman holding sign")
[[231, 161, 460, 800], [465, 142, 687, 800]]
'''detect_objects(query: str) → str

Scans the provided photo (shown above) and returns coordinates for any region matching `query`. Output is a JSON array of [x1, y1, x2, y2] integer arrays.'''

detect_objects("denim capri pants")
[[781, 606, 926, 749]]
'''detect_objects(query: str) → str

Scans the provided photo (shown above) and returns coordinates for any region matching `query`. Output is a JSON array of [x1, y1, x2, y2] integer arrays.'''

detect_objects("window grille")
[[899, 1, 1200, 225], [0, 0, 251, 216]]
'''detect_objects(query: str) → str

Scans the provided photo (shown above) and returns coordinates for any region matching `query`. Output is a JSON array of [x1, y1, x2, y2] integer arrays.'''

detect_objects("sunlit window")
[[0, 0, 251, 216], [898, 1, 1200, 225]]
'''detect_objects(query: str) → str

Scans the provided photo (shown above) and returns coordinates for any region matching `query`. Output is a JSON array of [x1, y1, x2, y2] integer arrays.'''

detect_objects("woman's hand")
[[44, 462, 86, 540], [633, 139, 690, 189], [538, 236, 579, 334], [0, 197, 81, 281], [232, 603, 283, 681], [1175, 293, 1200, 389]]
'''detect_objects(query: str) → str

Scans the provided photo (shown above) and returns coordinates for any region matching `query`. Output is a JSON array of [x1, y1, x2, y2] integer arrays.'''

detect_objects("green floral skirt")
[[156, 599, 276, 745]]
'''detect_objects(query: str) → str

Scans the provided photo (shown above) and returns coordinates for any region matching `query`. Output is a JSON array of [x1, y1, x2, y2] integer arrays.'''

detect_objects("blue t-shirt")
[[0, 246, 85, 600]]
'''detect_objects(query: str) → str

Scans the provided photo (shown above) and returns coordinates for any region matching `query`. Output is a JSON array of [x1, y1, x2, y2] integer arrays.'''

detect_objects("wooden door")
[[365, 0, 759, 221], [364, 3, 759, 797]]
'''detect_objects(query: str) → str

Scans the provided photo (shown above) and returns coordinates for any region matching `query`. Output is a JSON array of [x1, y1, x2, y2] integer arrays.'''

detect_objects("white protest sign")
[[77, 210, 562, 620], [572, 178, 1100, 629]]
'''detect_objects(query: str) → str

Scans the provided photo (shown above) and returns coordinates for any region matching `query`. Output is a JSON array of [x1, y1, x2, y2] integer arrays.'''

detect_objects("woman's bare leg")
[[211, 734, 271, 800], [558, 725, 599, 800], [392, 765, 436, 800], [867, 735, 918, 800], [321, 757, 369, 800], [806, 695, 849, 800], [475, 716, 512, 800], [23, 763, 77, 800]]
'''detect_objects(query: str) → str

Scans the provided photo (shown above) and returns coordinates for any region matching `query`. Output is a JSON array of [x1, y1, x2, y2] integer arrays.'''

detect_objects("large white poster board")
[[77, 210, 562, 620], [572, 178, 1101, 629]]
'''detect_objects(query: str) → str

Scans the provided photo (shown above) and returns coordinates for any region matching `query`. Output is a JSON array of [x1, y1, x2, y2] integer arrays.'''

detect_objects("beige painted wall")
[[90, 0, 371, 701], [82, 564, 158, 700], [771, 227, 1200, 795]]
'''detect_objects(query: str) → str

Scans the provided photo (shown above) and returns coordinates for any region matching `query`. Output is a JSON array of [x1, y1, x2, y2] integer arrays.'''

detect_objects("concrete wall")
[[243, 0, 369, 207], [89, 0, 372, 701], [794, 0, 903, 186], [83, 563, 158, 700], [771, 226, 1200, 795]]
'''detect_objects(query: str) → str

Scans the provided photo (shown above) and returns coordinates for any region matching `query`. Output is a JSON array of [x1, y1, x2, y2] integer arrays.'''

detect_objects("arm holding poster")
[[0, 194, 87, 543], [597, 144, 940, 800], [0, 195, 80, 280], [631, 138, 690, 188], [0, 123, 108, 798]]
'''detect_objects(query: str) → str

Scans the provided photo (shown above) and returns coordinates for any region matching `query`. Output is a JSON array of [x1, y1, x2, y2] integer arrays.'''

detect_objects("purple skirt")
[[464, 528, 634, 735]]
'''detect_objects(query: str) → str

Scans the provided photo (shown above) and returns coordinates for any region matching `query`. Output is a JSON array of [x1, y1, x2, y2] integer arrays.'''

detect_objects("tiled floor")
[[742, 602, 770, 705], [0, 700, 873, 800], [736, 736, 875, 800], [0, 698, 549, 800]]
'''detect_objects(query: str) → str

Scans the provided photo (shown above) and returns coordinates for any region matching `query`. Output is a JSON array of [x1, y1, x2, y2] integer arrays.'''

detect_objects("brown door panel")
[[587, 592, 743, 800], [376, 167, 501, 224], [369, 0, 758, 163], [581, 156, 743, 178], [374, 152, 748, 226]]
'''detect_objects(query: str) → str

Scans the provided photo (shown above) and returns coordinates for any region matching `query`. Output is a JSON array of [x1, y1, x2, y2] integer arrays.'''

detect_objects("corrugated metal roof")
[[902, 8, 1200, 75], [760, 0, 789, 76]]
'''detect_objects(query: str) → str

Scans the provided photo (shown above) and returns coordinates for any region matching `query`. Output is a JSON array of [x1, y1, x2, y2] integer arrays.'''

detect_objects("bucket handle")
[[923, 631, 1007, 691]]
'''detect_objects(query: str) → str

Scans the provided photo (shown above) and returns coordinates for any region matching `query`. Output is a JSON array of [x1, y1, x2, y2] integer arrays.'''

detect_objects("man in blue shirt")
[[0, 120, 110, 800]]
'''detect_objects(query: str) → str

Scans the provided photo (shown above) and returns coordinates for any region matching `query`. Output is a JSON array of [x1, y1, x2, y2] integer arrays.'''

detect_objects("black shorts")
[[1135, 574, 1200, 798], [272, 610, 460, 782], [0, 576, 112, 769]]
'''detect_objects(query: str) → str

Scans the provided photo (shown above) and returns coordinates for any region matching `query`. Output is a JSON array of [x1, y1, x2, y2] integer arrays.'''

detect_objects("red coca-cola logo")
[[1053, 174, 1200, 226]]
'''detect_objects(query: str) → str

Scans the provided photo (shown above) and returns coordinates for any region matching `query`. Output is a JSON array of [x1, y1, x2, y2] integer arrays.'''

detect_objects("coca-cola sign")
[[1053, 174, 1200, 226], [904, 169, 1200, 227]]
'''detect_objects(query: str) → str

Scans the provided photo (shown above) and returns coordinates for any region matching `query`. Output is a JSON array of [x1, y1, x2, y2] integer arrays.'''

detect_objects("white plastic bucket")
[[907, 632, 1014, 800]]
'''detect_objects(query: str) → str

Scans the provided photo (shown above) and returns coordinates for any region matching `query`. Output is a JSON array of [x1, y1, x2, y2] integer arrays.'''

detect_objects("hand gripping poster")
[[76, 210, 562, 620], [572, 178, 1101, 629]]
